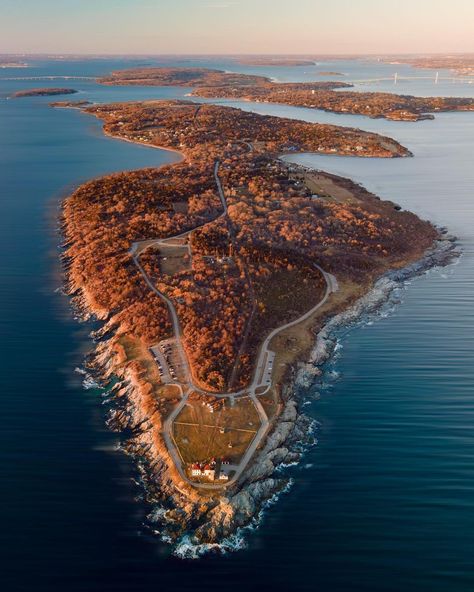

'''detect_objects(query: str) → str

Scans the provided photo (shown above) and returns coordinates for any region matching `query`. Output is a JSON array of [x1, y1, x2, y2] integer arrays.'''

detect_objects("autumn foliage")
[[63, 101, 436, 392]]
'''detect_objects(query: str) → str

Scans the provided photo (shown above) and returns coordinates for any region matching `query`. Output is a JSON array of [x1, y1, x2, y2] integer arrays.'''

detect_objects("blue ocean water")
[[1, 58, 473, 591]]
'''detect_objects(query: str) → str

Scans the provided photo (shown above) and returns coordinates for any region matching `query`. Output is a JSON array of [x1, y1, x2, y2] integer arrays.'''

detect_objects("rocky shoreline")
[[71, 227, 459, 558], [297, 232, 460, 388], [56, 91, 458, 556]]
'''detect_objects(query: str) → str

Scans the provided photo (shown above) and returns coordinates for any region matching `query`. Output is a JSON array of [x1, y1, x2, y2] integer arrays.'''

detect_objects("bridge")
[[2, 73, 473, 86], [351, 72, 474, 85], [0, 75, 95, 81]]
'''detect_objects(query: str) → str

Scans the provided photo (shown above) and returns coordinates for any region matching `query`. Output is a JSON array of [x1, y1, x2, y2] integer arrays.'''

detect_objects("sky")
[[1, 0, 473, 55]]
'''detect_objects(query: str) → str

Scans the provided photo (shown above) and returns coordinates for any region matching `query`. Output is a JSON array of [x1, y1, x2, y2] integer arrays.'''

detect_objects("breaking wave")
[[174, 533, 247, 559], [172, 478, 295, 559], [75, 366, 100, 390]]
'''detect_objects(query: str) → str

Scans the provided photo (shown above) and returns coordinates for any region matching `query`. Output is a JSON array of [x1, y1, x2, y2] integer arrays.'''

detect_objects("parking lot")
[[255, 350, 275, 387], [150, 338, 187, 384]]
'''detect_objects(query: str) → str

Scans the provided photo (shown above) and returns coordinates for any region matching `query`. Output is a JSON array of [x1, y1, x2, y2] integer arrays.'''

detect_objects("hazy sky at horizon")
[[1, 0, 473, 55]]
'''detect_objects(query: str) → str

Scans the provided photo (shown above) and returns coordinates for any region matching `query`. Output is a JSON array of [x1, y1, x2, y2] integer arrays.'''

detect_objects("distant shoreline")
[[0, 62, 28, 69]]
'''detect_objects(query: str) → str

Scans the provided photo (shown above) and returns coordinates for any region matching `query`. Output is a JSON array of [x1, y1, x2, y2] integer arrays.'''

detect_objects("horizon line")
[[2, 51, 474, 57]]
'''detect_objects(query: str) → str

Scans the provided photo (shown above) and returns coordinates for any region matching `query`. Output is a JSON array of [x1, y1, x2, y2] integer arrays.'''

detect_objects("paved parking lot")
[[255, 350, 275, 387], [151, 338, 187, 384]]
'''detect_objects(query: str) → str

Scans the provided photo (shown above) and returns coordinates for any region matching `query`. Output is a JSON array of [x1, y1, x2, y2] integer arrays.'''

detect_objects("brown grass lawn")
[[259, 390, 280, 423], [303, 172, 360, 205], [157, 244, 191, 276], [173, 396, 260, 463]]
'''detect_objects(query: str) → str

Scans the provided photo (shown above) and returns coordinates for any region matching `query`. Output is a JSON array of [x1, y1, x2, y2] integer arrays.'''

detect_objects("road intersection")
[[130, 159, 338, 489]]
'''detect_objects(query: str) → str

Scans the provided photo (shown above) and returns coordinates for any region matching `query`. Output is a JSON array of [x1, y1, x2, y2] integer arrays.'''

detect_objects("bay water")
[[1, 58, 473, 591]]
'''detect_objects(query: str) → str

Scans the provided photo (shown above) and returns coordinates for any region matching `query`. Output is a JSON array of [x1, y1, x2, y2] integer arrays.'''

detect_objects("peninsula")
[[99, 67, 474, 121], [58, 97, 457, 548]]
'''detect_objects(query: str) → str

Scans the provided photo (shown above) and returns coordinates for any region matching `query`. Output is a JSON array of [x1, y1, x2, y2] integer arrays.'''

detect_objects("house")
[[203, 464, 215, 480], [191, 463, 202, 477]]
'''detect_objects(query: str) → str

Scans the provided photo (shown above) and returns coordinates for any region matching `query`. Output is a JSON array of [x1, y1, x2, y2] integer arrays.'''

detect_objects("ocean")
[[1, 57, 473, 591]]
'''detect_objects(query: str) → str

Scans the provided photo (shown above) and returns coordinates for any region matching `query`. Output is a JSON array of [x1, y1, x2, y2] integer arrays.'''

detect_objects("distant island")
[[55, 95, 458, 548], [237, 58, 316, 66], [318, 71, 344, 76], [0, 60, 28, 68], [49, 99, 92, 108], [12, 87, 78, 98], [99, 67, 474, 121]]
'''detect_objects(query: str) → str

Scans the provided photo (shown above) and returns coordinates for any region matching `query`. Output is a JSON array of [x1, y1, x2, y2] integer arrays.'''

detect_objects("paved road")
[[143, 257, 337, 490], [250, 266, 338, 392], [132, 162, 229, 391], [132, 157, 339, 490], [213, 160, 258, 390], [133, 254, 194, 387], [162, 387, 270, 491], [214, 161, 228, 213], [132, 159, 252, 397]]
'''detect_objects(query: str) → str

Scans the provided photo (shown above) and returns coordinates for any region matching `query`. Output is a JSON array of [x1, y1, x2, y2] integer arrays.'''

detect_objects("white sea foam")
[[75, 366, 100, 389], [148, 507, 168, 522], [141, 240, 461, 556], [171, 479, 296, 559], [83, 377, 99, 389], [276, 461, 299, 473], [174, 533, 247, 559], [92, 441, 121, 452]]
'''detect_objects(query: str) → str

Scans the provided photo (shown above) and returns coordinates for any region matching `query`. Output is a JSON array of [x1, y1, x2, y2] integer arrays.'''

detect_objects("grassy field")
[[118, 335, 165, 388], [259, 390, 281, 424], [157, 244, 191, 276], [302, 172, 361, 205], [172, 396, 259, 464]]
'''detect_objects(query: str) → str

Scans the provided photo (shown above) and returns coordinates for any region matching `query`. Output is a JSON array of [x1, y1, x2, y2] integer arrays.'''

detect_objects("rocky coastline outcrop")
[[57, 95, 460, 556], [71, 230, 459, 557]]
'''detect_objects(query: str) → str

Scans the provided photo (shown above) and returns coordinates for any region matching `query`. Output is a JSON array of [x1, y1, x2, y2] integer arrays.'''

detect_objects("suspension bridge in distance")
[[2, 72, 473, 86], [0, 75, 96, 81], [352, 72, 474, 85]]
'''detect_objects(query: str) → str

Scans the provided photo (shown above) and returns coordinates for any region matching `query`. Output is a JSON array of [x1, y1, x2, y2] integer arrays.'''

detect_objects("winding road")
[[131, 157, 338, 490]]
